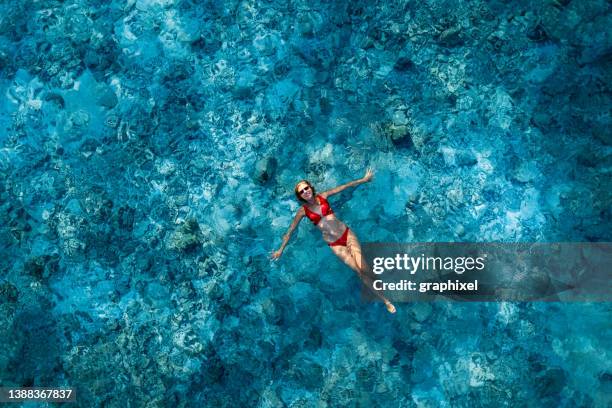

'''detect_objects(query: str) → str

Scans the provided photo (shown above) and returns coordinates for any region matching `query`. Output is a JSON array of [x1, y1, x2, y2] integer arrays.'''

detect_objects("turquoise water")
[[1, 0, 611, 406]]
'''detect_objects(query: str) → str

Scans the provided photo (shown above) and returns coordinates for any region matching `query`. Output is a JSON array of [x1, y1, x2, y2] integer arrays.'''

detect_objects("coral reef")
[[0, 0, 610, 406]]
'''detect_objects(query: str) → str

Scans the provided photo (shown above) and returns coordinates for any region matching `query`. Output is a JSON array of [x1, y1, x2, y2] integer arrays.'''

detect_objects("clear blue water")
[[1, 0, 611, 406]]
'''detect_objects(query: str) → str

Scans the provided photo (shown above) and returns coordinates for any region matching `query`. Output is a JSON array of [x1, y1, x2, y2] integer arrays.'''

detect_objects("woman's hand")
[[270, 249, 283, 261], [362, 167, 374, 183]]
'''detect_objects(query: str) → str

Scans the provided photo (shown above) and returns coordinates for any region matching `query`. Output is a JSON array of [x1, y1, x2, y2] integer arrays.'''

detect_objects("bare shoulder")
[[296, 206, 305, 216], [319, 191, 330, 199]]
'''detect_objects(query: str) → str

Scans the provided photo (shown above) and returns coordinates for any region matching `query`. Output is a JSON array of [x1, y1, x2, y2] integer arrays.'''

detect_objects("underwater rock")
[[0, 281, 18, 303], [446, 180, 465, 206], [162, 60, 195, 83], [456, 150, 477, 167], [68, 109, 90, 128], [526, 24, 549, 43], [394, 57, 415, 71], [273, 58, 291, 78], [254, 156, 278, 184], [389, 126, 414, 150], [24, 254, 60, 280], [512, 161, 539, 183], [116, 206, 135, 231], [319, 96, 332, 115], [80, 188, 113, 222], [534, 368, 567, 398], [411, 303, 433, 323], [79, 138, 100, 158], [167, 218, 202, 253], [0, 47, 10, 75], [403, 123, 430, 152], [266, 78, 300, 118], [389, 124, 408, 140], [593, 126, 612, 146], [482, 184, 501, 202], [62, 238, 86, 257], [386, 110, 415, 148], [233, 68, 256, 98], [104, 114, 120, 128], [442, 148, 477, 167], [530, 111, 553, 131], [286, 282, 320, 323], [253, 32, 279, 56], [156, 159, 177, 175], [43, 91, 65, 108], [454, 223, 466, 237], [144, 282, 171, 308], [437, 26, 464, 47], [97, 86, 118, 109], [599, 371, 612, 392], [296, 11, 323, 38], [172, 326, 204, 355], [392, 110, 409, 126]]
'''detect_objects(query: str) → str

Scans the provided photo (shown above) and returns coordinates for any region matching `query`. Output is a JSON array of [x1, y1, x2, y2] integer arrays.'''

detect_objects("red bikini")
[[328, 227, 350, 247], [303, 194, 350, 247], [303, 194, 333, 224]]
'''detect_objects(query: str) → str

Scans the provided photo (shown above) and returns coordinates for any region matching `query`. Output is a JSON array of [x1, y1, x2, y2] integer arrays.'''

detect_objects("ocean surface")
[[1, 0, 611, 406]]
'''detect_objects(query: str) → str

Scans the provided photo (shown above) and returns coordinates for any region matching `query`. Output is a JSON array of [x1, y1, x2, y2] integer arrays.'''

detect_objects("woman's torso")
[[303, 195, 347, 243]]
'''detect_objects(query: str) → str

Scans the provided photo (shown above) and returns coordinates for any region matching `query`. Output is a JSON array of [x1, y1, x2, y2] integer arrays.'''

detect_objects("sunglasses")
[[299, 186, 311, 194]]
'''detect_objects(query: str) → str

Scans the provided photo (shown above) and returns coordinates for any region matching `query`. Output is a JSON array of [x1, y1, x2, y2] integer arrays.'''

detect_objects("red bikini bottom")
[[328, 227, 350, 247]]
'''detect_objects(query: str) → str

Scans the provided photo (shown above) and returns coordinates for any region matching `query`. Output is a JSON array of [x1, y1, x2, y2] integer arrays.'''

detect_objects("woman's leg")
[[345, 229, 366, 271], [330, 241, 396, 313], [345, 229, 396, 313]]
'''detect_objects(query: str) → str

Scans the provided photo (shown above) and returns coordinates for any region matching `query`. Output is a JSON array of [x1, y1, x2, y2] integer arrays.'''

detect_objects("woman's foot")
[[384, 300, 396, 314]]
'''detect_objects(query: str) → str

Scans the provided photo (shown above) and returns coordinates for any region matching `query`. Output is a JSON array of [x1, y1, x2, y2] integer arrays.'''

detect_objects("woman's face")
[[297, 182, 313, 200]]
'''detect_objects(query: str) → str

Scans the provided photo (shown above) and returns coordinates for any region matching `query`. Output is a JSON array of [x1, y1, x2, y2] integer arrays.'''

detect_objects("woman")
[[270, 168, 396, 314]]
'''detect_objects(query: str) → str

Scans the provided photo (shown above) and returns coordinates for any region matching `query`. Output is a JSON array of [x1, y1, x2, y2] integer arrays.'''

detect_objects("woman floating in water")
[[270, 168, 396, 314]]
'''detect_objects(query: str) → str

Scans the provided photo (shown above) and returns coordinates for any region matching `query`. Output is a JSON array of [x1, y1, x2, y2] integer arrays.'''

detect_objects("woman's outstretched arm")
[[270, 207, 305, 260], [321, 168, 374, 198]]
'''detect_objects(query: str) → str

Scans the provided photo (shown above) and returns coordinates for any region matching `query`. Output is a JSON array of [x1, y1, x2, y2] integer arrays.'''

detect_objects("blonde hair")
[[294, 180, 316, 203]]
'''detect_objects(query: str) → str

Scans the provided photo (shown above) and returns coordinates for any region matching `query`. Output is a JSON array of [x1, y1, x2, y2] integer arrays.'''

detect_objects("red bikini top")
[[303, 194, 334, 225]]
